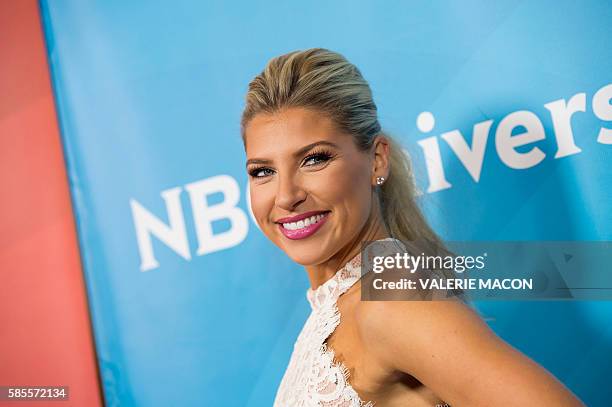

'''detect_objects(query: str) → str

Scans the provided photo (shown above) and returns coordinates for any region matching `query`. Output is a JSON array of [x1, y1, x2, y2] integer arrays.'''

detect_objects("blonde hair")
[[241, 48, 466, 300]]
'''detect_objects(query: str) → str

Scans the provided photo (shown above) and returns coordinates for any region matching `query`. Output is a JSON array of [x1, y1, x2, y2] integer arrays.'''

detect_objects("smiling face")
[[244, 107, 384, 266]]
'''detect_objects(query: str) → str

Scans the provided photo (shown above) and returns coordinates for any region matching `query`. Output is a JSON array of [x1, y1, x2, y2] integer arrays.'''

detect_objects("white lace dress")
[[273, 238, 403, 407]]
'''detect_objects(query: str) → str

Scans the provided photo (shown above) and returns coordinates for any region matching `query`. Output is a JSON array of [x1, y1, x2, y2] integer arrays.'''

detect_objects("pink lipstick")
[[277, 211, 330, 240]]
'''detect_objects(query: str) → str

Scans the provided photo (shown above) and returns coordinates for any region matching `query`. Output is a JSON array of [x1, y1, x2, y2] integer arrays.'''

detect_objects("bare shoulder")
[[355, 296, 488, 372], [355, 297, 585, 406]]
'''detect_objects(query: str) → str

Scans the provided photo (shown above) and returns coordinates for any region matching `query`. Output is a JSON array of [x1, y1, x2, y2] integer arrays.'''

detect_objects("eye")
[[303, 150, 333, 167], [248, 167, 274, 178]]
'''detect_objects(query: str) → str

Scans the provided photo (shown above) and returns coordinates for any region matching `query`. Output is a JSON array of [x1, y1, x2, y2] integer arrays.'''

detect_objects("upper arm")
[[356, 299, 585, 407]]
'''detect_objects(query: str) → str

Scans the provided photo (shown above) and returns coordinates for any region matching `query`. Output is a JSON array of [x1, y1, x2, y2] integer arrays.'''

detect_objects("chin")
[[283, 249, 327, 267], [274, 234, 334, 267]]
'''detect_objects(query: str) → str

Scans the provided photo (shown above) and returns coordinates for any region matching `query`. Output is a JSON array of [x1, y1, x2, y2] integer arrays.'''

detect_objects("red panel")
[[0, 1, 103, 406]]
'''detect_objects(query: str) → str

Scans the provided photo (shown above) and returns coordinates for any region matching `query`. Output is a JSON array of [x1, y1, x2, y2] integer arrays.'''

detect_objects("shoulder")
[[354, 298, 493, 404], [357, 296, 487, 353], [354, 295, 496, 382], [354, 297, 586, 406], [352, 247, 586, 405]]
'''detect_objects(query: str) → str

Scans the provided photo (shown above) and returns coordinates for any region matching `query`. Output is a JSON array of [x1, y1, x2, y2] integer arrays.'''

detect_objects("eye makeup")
[[247, 148, 336, 179]]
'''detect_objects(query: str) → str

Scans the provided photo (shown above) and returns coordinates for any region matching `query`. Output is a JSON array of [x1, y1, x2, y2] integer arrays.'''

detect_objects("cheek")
[[249, 183, 273, 227], [326, 161, 372, 210]]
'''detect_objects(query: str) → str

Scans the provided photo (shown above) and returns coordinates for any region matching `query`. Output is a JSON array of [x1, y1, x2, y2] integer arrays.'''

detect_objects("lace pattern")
[[273, 238, 404, 407]]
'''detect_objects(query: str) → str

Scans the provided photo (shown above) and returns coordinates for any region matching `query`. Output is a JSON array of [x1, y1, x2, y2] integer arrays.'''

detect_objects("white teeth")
[[282, 213, 327, 230]]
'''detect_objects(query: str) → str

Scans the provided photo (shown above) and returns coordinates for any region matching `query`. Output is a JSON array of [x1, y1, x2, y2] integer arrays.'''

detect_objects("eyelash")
[[248, 149, 335, 178]]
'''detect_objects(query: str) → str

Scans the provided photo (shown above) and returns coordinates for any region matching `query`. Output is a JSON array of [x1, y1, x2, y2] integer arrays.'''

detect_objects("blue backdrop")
[[40, 1, 611, 406]]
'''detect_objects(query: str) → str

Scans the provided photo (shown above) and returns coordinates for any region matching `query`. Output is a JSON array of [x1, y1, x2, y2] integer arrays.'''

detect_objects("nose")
[[275, 172, 307, 211]]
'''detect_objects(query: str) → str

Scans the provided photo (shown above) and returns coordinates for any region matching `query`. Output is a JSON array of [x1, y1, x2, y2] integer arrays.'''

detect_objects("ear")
[[371, 135, 391, 186]]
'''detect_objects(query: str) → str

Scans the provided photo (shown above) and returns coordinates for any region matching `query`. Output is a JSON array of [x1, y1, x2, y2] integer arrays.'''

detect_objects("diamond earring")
[[376, 176, 385, 185]]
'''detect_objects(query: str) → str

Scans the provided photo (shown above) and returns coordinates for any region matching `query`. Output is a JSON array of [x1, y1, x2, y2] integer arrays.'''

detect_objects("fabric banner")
[[0, 1, 102, 406]]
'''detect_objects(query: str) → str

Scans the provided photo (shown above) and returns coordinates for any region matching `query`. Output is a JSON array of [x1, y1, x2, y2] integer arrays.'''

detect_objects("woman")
[[241, 48, 584, 406]]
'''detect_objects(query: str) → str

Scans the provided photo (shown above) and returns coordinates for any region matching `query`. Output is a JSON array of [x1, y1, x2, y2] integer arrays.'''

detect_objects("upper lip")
[[275, 210, 330, 224]]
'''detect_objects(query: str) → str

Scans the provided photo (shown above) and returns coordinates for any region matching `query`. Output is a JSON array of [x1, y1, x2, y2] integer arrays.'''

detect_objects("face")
[[244, 107, 385, 266]]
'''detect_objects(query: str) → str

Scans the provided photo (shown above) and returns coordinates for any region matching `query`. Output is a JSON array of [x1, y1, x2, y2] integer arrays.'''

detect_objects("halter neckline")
[[306, 237, 399, 310]]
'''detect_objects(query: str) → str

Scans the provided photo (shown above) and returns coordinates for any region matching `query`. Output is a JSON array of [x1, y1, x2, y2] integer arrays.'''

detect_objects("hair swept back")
[[241, 48, 466, 301]]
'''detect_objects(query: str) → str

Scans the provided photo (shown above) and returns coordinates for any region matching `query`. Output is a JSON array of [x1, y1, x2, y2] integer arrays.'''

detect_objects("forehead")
[[244, 107, 349, 156]]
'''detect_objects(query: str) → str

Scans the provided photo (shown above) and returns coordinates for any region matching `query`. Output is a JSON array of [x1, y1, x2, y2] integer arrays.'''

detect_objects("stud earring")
[[376, 176, 385, 185]]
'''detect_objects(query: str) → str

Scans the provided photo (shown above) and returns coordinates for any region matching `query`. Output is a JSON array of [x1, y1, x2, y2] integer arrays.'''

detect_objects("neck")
[[305, 208, 390, 291]]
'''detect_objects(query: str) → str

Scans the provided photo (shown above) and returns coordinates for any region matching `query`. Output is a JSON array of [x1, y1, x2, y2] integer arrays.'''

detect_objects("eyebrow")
[[245, 140, 339, 167]]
